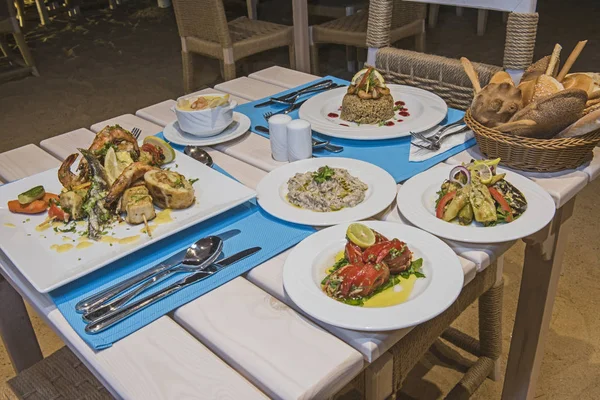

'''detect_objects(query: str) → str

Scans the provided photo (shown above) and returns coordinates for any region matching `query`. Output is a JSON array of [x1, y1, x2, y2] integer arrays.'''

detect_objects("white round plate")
[[298, 84, 447, 140], [256, 158, 397, 226], [163, 112, 250, 146], [397, 165, 556, 243], [283, 221, 464, 331]]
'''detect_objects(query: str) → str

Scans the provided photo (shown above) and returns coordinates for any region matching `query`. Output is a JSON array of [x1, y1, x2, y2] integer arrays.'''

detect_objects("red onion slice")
[[449, 166, 470, 186]]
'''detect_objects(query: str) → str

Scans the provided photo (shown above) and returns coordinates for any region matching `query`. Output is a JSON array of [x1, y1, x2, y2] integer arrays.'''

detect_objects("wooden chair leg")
[[182, 50, 194, 93], [13, 32, 39, 76], [0, 277, 44, 373], [415, 30, 426, 53], [34, 0, 50, 25], [310, 43, 319, 76], [0, 37, 9, 58], [428, 4, 439, 29], [356, 47, 367, 69], [288, 44, 296, 70], [477, 9, 489, 36], [14, 0, 26, 27], [223, 62, 236, 81], [345, 46, 357, 73]]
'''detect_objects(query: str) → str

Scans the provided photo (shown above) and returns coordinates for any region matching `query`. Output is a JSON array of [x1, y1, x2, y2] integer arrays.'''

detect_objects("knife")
[[75, 229, 240, 314], [85, 246, 261, 334], [253, 79, 333, 108]]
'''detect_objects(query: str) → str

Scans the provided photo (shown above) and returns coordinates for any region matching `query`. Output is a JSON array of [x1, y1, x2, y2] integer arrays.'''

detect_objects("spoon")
[[184, 146, 214, 167], [82, 236, 223, 322]]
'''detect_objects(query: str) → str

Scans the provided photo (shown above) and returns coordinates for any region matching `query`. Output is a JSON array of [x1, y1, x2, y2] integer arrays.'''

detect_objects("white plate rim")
[[163, 112, 250, 146], [0, 152, 256, 292], [256, 158, 397, 226], [299, 85, 448, 140], [283, 221, 464, 331], [396, 165, 556, 243]]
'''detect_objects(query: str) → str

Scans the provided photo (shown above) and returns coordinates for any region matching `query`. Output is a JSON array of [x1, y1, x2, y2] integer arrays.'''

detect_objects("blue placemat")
[[235, 76, 475, 183], [49, 154, 315, 350]]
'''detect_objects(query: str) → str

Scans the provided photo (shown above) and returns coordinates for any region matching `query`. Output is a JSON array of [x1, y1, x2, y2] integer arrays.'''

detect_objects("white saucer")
[[163, 112, 250, 146]]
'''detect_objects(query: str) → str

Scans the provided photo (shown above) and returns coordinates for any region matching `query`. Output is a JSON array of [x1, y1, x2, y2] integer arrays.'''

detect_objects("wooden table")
[[1, 66, 597, 399]]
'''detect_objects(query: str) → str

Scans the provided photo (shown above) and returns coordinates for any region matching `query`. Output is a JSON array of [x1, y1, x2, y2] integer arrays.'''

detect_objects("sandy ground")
[[1, 0, 600, 398]]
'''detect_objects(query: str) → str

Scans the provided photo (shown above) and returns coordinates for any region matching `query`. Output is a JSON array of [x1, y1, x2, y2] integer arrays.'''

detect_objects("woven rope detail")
[[376, 47, 501, 110], [366, 0, 392, 48], [8, 347, 111, 400], [466, 110, 600, 172], [173, 0, 231, 48], [503, 12, 538, 70], [391, 0, 426, 29]]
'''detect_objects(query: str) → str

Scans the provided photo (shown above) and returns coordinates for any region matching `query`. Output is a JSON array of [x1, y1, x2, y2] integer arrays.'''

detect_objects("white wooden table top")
[[3, 66, 596, 399], [248, 66, 319, 89]]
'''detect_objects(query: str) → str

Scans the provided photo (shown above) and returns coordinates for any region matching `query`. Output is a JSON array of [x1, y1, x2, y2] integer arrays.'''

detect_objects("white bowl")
[[174, 93, 237, 137]]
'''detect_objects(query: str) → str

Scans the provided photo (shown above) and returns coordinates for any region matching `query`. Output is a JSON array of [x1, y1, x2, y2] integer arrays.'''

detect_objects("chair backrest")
[[391, 0, 426, 29], [172, 0, 232, 48]]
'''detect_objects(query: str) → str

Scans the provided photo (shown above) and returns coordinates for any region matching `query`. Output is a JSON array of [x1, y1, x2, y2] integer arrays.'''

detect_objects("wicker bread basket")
[[465, 109, 600, 172]]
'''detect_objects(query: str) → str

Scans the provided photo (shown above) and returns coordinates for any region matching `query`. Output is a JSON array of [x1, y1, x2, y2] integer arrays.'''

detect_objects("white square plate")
[[0, 152, 256, 292]]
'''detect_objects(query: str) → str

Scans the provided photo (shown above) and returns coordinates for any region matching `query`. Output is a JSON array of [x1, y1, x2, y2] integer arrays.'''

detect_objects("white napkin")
[[409, 126, 474, 162]]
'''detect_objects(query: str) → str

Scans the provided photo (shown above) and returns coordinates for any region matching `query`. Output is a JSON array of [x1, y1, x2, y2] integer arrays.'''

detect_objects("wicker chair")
[[173, 0, 294, 92], [353, 3, 540, 397], [309, 0, 426, 75], [0, 0, 38, 81]]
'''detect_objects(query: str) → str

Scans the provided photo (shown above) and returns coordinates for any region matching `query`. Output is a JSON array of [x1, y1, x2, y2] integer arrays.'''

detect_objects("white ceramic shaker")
[[268, 114, 292, 161], [287, 119, 313, 162]]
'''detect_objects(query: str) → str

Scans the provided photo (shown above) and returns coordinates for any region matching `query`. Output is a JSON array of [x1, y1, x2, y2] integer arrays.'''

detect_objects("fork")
[[132, 127, 142, 139], [263, 99, 307, 122], [411, 125, 470, 151], [270, 83, 343, 105]]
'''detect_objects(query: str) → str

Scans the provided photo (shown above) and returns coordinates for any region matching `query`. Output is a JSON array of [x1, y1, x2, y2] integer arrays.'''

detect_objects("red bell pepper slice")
[[488, 187, 513, 222], [435, 191, 456, 219]]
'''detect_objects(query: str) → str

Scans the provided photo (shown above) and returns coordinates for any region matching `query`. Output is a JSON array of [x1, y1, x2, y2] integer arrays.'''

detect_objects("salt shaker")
[[268, 114, 292, 162], [287, 119, 313, 162]]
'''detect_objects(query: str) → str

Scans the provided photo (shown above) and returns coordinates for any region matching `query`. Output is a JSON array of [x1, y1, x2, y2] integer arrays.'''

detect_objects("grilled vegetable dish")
[[8, 126, 196, 240], [435, 159, 527, 226], [321, 223, 425, 307]]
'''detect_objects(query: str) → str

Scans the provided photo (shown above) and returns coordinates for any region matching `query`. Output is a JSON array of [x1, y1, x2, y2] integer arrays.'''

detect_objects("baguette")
[[556, 109, 600, 138], [507, 89, 587, 138]]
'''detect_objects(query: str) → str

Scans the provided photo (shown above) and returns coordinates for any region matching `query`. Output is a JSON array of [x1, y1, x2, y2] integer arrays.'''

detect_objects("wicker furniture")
[[310, 0, 426, 75], [308, 0, 366, 18], [172, 0, 294, 92], [0, 0, 38, 81]]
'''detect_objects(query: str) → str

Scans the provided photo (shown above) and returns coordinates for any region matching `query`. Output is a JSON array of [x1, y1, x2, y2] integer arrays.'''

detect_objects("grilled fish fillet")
[[122, 186, 156, 224], [144, 170, 195, 209]]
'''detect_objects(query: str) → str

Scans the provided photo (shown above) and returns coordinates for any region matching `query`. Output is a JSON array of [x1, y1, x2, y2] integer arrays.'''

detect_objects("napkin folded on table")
[[409, 127, 474, 162]]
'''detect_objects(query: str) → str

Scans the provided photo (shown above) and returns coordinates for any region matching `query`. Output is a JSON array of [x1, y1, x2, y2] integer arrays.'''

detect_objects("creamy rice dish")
[[287, 166, 368, 212]]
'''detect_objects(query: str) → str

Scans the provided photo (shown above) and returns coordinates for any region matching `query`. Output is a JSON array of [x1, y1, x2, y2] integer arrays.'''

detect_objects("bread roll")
[[556, 109, 600, 138], [518, 75, 564, 106], [521, 56, 559, 83], [489, 71, 514, 85], [563, 74, 595, 94], [470, 82, 522, 127], [507, 89, 587, 138]]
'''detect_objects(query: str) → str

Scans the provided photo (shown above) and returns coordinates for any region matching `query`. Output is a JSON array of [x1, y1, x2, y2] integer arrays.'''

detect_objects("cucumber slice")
[[18, 185, 45, 205]]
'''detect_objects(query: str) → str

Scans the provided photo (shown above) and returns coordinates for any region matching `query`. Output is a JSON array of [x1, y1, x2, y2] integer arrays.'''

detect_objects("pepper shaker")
[[268, 114, 292, 162], [287, 119, 313, 162]]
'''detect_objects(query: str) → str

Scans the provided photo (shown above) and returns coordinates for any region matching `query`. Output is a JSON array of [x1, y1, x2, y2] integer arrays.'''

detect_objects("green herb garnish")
[[399, 258, 425, 279], [188, 178, 199, 185], [312, 166, 335, 184]]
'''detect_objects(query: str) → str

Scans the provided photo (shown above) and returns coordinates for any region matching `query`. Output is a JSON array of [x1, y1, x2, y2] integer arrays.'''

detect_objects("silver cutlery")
[[75, 230, 239, 314], [262, 99, 307, 121], [82, 236, 224, 322], [184, 146, 214, 167], [132, 127, 142, 139], [254, 125, 343, 153], [411, 125, 471, 151], [254, 80, 333, 108], [85, 247, 262, 334], [270, 83, 344, 105]]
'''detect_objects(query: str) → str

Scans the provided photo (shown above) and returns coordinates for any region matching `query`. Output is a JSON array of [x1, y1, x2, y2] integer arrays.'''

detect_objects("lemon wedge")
[[471, 164, 493, 185], [143, 136, 176, 164], [351, 68, 386, 86], [104, 148, 128, 185], [346, 223, 376, 249]]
